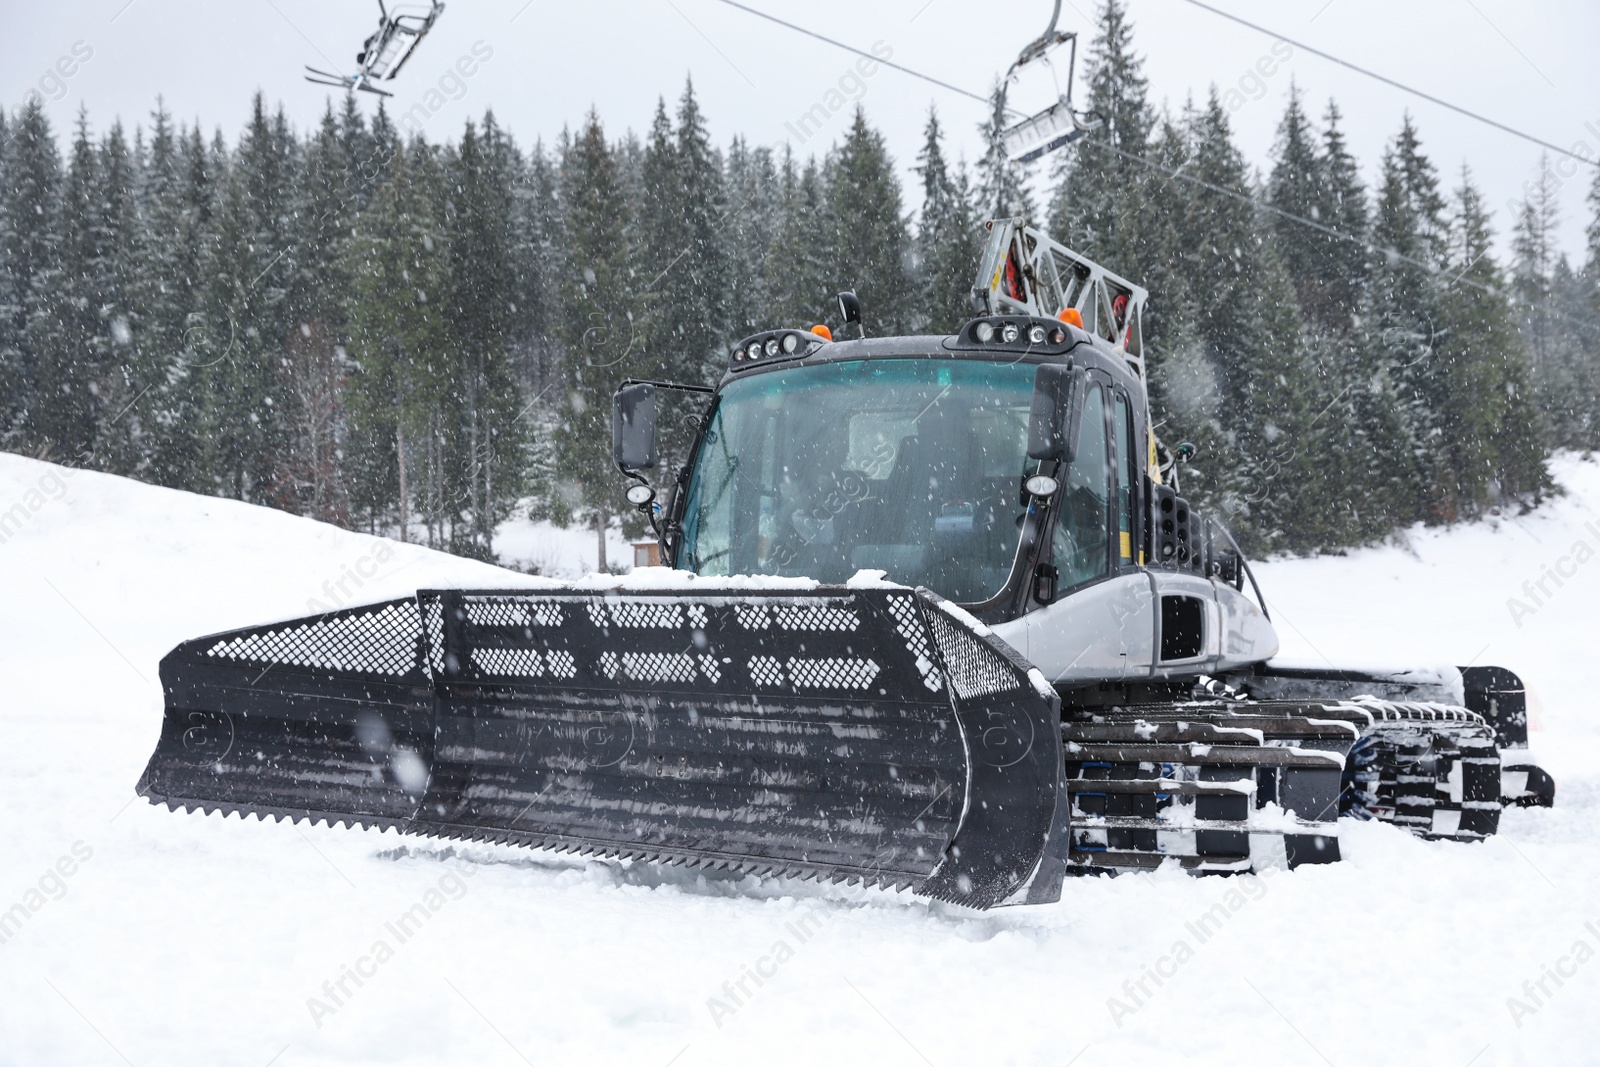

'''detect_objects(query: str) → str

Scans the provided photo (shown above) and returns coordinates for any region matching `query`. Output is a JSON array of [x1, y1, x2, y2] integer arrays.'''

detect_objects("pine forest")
[[3, 1, 1598, 568]]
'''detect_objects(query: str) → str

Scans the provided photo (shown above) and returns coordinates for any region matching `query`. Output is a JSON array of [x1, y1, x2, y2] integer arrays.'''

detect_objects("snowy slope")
[[1, 452, 1596, 1067]]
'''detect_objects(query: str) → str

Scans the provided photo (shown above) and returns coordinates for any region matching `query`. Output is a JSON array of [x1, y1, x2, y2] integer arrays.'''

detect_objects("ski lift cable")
[[708, 2, 1600, 338], [710, 0, 1008, 111], [1173, 0, 1600, 171]]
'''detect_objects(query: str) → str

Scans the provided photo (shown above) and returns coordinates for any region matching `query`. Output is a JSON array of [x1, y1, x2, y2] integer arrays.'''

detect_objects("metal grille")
[[787, 656, 880, 690], [886, 595, 944, 692], [773, 604, 860, 632], [466, 597, 563, 628], [699, 654, 723, 683], [621, 652, 700, 684], [421, 596, 446, 676], [471, 647, 544, 677], [548, 650, 577, 679], [735, 605, 772, 630], [203, 599, 425, 679], [749, 656, 786, 686], [926, 610, 1019, 700], [588, 600, 685, 630]]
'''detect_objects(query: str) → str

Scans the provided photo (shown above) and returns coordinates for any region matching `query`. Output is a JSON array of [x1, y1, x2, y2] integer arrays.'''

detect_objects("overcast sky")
[[6, 0, 1599, 266]]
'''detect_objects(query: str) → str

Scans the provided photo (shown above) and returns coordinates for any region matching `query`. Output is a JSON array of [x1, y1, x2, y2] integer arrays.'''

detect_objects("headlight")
[[1001, 323, 1020, 344], [1024, 474, 1059, 498], [975, 321, 995, 343], [764, 337, 780, 357], [780, 332, 800, 354], [1028, 325, 1047, 344]]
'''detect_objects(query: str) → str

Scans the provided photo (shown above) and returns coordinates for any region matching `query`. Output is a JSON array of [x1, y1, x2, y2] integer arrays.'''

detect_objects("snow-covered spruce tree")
[[335, 93, 383, 219], [637, 87, 735, 495], [1046, 0, 1155, 279], [192, 95, 302, 503], [975, 86, 1035, 224], [1268, 95, 1372, 336], [155, 122, 219, 493], [824, 108, 915, 336], [1513, 155, 1599, 449], [1538, 261, 1600, 450], [666, 81, 730, 385], [133, 103, 203, 489], [1133, 114, 1199, 360], [1267, 89, 1327, 319], [1589, 163, 1600, 282], [86, 119, 146, 478], [26, 108, 102, 463], [764, 148, 831, 330], [1316, 102, 1371, 331], [1162, 93, 1316, 553], [915, 108, 981, 332], [0, 108, 15, 443], [1512, 156, 1561, 383], [269, 103, 356, 525], [556, 111, 636, 572], [502, 137, 565, 528], [1434, 168, 1549, 513], [1355, 116, 1449, 531], [1, 103, 57, 449], [1264, 95, 1373, 548], [510, 138, 564, 397], [723, 135, 777, 339], [1573, 169, 1600, 444], [444, 114, 526, 559], [342, 143, 451, 540]]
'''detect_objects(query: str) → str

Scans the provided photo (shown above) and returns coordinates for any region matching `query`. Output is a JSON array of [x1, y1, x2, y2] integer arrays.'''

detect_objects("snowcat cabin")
[[615, 307, 1277, 690], [643, 318, 1145, 618]]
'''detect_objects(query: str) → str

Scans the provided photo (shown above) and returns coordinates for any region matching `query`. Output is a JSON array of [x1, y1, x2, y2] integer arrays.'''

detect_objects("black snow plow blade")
[[137, 586, 1069, 910]]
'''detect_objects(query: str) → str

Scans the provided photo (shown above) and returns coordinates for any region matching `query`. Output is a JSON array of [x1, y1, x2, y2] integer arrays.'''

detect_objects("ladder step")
[[1064, 720, 1358, 743], [1063, 742, 1345, 767], [1067, 849, 1252, 872], [1078, 708, 1367, 733], [1071, 814, 1333, 834], [1065, 777, 1255, 797]]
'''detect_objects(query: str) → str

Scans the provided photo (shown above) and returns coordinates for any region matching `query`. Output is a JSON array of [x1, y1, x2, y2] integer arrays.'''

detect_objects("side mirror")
[[612, 382, 658, 471], [1027, 363, 1077, 462], [837, 290, 863, 336]]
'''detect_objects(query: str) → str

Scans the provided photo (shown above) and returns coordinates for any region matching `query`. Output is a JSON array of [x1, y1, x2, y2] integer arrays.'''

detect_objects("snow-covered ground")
[[1, 452, 1596, 1066], [492, 507, 632, 578]]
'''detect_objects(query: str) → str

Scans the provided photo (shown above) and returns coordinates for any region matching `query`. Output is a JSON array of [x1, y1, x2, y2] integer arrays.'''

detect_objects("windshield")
[[679, 358, 1036, 604]]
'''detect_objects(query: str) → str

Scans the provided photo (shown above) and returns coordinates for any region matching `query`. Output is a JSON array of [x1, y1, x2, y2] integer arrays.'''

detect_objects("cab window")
[[1115, 392, 1136, 565], [1053, 382, 1110, 589]]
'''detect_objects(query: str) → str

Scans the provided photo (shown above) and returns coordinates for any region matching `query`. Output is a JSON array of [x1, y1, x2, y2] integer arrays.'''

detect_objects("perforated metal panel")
[[471, 647, 544, 677], [786, 656, 880, 690], [201, 599, 426, 680], [886, 594, 944, 692], [588, 600, 686, 629], [421, 595, 446, 676], [925, 609, 1021, 700], [772, 604, 861, 632], [466, 597, 564, 628], [749, 655, 785, 687]]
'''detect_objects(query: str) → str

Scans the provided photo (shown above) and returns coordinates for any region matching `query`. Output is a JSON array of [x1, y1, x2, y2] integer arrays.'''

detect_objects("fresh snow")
[[1, 452, 1597, 1066], [492, 508, 633, 579]]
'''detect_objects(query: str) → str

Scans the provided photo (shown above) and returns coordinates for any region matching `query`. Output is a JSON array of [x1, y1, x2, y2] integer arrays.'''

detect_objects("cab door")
[[997, 371, 1156, 684]]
